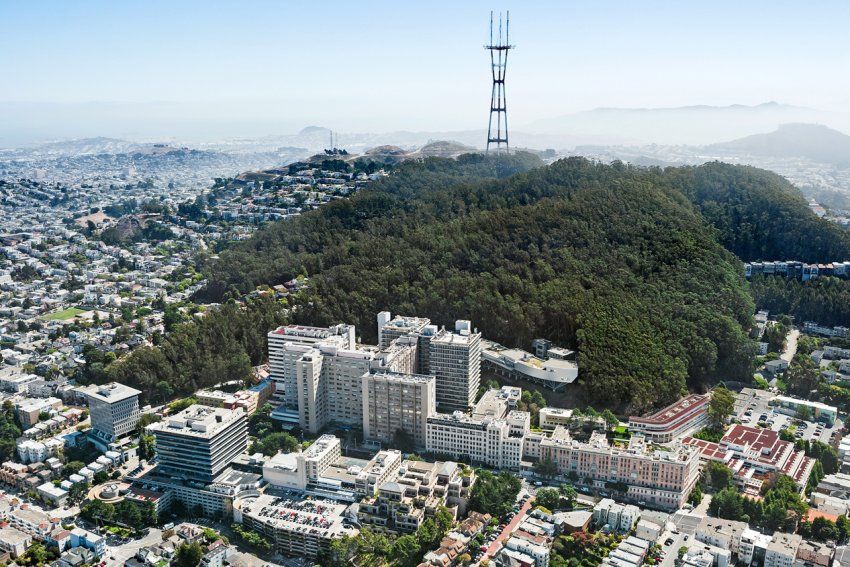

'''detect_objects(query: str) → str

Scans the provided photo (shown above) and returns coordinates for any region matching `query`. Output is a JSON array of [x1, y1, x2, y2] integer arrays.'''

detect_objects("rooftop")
[[149, 404, 244, 439], [85, 382, 141, 403], [629, 393, 709, 426]]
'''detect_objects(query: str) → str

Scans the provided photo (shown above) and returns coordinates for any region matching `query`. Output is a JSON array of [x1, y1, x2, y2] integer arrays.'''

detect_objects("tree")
[[534, 458, 559, 479], [251, 431, 299, 456], [536, 488, 560, 511], [559, 484, 578, 509], [796, 405, 812, 422], [600, 409, 619, 430], [175, 541, 203, 567], [139, 434, 156, 460], [469, 470, 521, 518], [687, 483, 703, 506], [63, 460, 85, 476], [708, 387, 735, 431], [706, 461, 734, 491]]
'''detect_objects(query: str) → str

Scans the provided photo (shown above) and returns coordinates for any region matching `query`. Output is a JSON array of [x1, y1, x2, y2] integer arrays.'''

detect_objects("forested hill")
[[662, 162, 850, 262], [201, 155, 768, 411]]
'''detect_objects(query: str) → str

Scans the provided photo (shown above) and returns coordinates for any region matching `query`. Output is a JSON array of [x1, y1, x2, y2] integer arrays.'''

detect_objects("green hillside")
[[202, 155, 770, 411], [663, 161, 850, 262]]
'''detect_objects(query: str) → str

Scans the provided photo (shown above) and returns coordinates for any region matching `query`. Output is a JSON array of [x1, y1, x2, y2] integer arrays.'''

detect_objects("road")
[[482, 498, 533, 559], [781, 328, 800, 362]]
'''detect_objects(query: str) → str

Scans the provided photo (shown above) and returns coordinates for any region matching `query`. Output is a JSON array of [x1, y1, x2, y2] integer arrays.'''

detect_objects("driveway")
[[103, 527, 163, 566], [781, 329, 799, 362]]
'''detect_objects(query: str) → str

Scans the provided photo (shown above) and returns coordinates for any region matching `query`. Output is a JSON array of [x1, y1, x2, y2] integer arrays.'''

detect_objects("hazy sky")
[[2, 0, 850, 140]]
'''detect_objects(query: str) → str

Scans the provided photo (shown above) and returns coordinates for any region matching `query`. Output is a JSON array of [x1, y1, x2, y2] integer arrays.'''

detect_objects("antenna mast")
[[485, 11, 514, 153]]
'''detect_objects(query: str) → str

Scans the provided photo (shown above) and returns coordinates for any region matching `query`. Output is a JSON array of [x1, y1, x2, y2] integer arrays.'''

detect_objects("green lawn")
[[41, 307, 86, 321]]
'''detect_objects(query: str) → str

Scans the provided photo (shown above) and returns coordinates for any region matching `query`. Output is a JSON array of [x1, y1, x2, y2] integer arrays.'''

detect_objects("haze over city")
[[3, 0, 850, 145]]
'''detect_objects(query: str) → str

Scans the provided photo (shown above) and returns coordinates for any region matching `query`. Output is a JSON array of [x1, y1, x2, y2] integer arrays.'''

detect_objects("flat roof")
[[85, 382, 141, 403], [149, 404, 244, 439]]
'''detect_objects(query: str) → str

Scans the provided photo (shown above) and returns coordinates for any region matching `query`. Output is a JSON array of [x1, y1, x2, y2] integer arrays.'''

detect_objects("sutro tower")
[[485, 11, 514, 153]]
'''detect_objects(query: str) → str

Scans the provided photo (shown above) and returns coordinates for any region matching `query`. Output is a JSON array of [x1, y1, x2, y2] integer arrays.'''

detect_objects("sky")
[[2, 0, 850, 142]]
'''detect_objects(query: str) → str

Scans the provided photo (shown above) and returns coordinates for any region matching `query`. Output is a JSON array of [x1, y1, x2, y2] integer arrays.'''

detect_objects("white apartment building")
[[765, 533, 802, 567], [362, 370, 435, 448], [148, 405, 248, 482], [430, 320, 481, 412], [85, 382, 141, 442], [694, 517, 748, 557]]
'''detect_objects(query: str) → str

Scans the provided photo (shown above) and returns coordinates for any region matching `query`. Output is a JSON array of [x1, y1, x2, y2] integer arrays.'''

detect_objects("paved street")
[[482, 497, 533, 560]]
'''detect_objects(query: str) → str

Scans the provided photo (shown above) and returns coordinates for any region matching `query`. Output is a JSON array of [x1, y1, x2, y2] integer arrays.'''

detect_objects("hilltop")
[[202, 155, 832, 411], [707, 123, 850, 167]]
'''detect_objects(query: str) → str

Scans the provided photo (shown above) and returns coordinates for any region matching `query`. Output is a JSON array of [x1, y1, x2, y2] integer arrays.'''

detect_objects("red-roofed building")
[[683, 424, 814, 496], [628, 394, 710, 443]]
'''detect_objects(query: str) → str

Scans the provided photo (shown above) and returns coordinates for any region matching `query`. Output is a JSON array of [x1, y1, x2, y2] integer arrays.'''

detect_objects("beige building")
[[539, 407, 574, 431], [362, 370, 435, 448], [540, 428, 700, 511], [426, 387, 529, 470], [266, 323, 417, 433]]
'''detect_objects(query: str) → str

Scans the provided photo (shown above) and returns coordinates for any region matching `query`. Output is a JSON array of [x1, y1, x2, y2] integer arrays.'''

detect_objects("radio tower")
[[485, 11, 514, 153]]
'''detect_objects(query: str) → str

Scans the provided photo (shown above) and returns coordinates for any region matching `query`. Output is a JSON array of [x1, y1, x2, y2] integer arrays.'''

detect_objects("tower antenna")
[[485, 11, 514, 153]]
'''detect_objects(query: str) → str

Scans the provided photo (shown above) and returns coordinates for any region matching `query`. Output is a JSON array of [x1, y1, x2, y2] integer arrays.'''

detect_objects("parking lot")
[[736, 389, 843, 444]]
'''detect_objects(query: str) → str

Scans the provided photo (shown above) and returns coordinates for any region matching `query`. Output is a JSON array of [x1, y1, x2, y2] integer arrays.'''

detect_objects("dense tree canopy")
[[198, 156, 787, 410], [101, 295, 286, 401], [752, 275, 850, 328]]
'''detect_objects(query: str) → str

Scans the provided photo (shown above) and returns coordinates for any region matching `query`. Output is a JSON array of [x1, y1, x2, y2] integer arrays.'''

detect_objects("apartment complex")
[[628, 393, 710, 443], [539, 428, 700, 511], [362, 370, 436, 448], [85, 382, 141, 442], [148, 405, 248, 482], [358, 459, 475, 534]]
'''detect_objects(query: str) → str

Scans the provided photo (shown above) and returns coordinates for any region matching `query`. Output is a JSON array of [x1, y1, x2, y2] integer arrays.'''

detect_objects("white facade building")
[[85, 382, 141, 442]]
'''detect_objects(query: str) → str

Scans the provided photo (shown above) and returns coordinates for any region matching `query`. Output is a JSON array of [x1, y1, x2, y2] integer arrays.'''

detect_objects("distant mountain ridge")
[[706, 123, 850, 167], [526, 101, 831, 146]]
